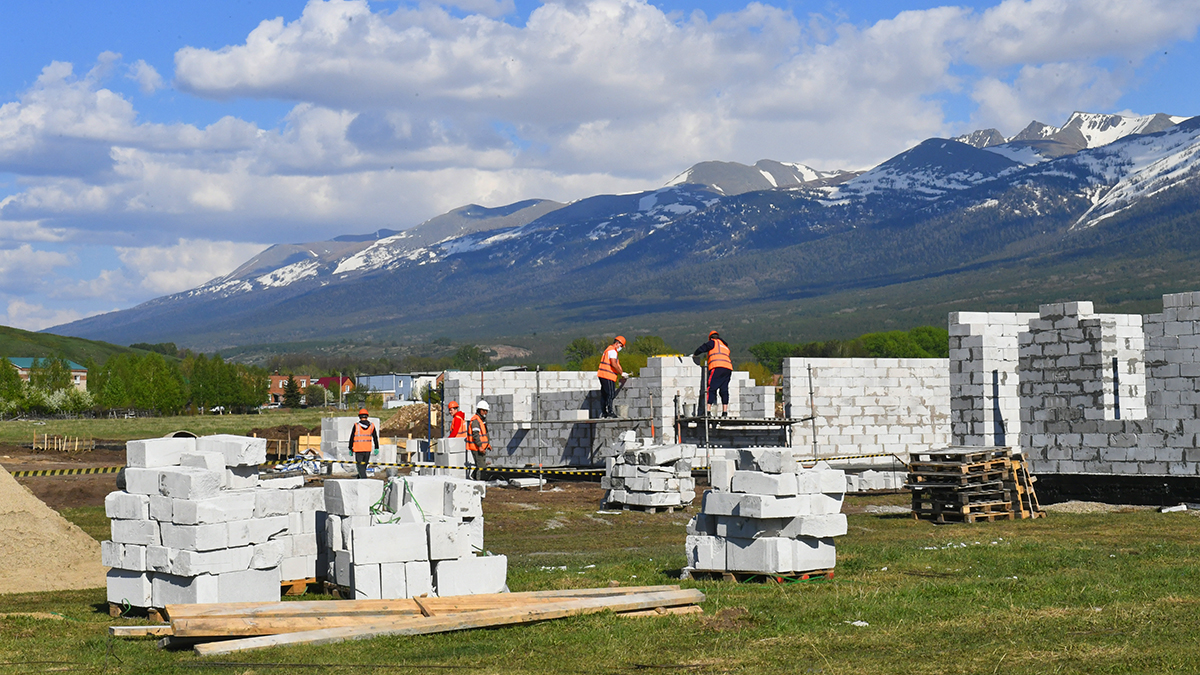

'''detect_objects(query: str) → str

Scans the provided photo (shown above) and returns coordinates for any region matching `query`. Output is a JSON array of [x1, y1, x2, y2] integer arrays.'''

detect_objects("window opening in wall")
[[1112, 356, 1121, 420], [992, 369, 1005, 447]]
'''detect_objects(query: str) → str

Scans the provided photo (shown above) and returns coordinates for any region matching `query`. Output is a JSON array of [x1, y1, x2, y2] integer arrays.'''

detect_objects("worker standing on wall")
[[349, 408, 379, 479], [446, 400, 468, 438], [692, 331, 733, 417], [466, 400, 491, 480], [596, 335, 628, 418]]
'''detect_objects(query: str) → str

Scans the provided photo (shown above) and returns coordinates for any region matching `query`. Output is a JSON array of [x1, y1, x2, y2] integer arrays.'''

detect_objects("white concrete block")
[[171, 546, 253, 576], [726, 537, 793, 574], [811, 493, 845, 515], [731, 471, 798, 496], [148, 495, 173, 522], [105, 491, 149, 520], [325, 479, 385, 516], [158, 466, 223, 500], [127, 437, 194, 468], [198, 434, 268, 467], [326, 514, 343, 551], [351, 523, 429, 564], [172, 491, 256, 525], [461, 518, 483, 555], [637, 445, 683, 465], [793, 537, 837, 571], [334, 549, 352, 587], [405, 561, 433, 597], [818, 469, 846, 495], [146, 545, 174, 573], [260, 475, 304, 490], [428, 520, 468, 560], [685, 535, 725, 571], [153, 572, 220, 606], [434, 555, 507, 596], [123, 468, 162, 496], [248, 515, 290, 544], [380, 562, 407, 599], [218, 567, 281, 604], [280, 555, 314, 582], [292, 533, 318, 557], [292, 487, 325, 513], [225, 466, 259, 489], [106, 569, 152, 606], [179, 451, 224, 473], [161, 522, 228, 552], [340, 516, 371, 546], [702, 491, 809, 518], [444, 479, 485, 518], [254, 489, 292, 518], [111, 518, 160, 546], [251, 541, 286, 569], [353, 563, 382, 599]]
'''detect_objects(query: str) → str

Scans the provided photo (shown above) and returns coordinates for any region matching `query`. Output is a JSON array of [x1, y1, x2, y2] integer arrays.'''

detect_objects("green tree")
[[29, 356, 74, 392], [737, 362, 776, 387], [452, 345, 491, 371], [627, 335, 677, 357], [563, 337, 598, 369], [282, 375, 303, 408], [130, 353, 186, 413], [0, 358, 23, 401], [909, 326, 950, 358], [304, 383, 329, 407]]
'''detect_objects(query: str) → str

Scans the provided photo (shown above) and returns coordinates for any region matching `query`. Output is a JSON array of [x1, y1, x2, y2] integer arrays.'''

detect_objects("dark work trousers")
[[707, 368, 732, 406], [599, 378, 618, 417], [470, 450, 487, 481], [355, 451, 372, 479]]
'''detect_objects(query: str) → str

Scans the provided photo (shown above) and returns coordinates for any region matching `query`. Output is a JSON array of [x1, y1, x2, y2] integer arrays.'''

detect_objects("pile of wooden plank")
[[110, 585, 705, 656], [907, 447, 1043, 524]]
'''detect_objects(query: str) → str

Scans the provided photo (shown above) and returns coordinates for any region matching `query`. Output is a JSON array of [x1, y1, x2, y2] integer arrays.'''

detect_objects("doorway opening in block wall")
[[1112, 356, 1121, 420], [992, 370, 1006, 446]]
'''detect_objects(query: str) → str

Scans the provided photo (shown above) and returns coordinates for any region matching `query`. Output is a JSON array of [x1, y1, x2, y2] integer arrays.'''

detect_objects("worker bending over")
[[596, 335, 628, 418], [692, 330, 733, 417], [466, 400, 491, 480], [349, 408, 379, 479], [446, 400, 468, 438]]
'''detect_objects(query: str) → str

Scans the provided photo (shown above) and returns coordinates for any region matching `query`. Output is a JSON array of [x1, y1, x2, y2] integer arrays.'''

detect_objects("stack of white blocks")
[[602, 435, 698, 509], [323, 475, 506, 599], [845, 469, 907, 492], [104, 434, 323, 608], [685, 448, 847, 575]]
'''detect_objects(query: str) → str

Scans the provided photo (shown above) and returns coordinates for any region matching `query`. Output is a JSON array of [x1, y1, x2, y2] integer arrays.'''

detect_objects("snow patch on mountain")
[[256, 259, 320, 288]]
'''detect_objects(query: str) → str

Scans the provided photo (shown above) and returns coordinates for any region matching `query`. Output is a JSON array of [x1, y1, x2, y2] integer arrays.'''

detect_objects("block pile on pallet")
[[602, 434, 698, 512], [110, 585, 706, 656], [324, 475, 504, 599], [683, 449, 847, 580], [104, 435, 325, 612], [907, 446, 1043, 523]]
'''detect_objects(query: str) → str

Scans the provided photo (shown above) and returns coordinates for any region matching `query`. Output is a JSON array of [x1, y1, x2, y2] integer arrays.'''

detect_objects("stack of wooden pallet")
[[109, 585, 705, 656], [907, 447, 1042, 524]]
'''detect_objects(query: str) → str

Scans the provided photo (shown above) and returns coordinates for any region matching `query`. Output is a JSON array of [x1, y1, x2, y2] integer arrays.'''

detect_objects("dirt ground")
[[0, 444, 124, 509]]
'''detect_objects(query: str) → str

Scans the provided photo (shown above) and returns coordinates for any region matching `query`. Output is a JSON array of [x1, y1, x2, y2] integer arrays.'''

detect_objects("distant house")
[[267, 374, 314, 405], [356, 374, 413, 405], [315, 376, 355, 396], [4, 357, 88, 391]]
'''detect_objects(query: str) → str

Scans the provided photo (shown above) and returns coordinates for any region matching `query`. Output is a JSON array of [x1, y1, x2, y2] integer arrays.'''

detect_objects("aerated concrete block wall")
[[780, 358, 950, 463], [443, 359, 772, 467], [1017, 297, 1196, 477]]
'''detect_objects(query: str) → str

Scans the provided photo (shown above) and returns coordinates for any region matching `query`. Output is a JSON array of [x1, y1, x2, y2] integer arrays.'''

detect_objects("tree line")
[[747, 326, 949, 373]]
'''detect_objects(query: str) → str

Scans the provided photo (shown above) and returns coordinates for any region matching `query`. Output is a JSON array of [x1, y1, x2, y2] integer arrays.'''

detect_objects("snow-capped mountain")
[[50, 112, 1200, 350]]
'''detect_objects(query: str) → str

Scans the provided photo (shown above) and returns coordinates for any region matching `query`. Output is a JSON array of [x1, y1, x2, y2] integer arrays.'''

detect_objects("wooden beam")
[[618, 605, 704, 618], [109, 625, 172, 637], [194, 589, 705, 656]]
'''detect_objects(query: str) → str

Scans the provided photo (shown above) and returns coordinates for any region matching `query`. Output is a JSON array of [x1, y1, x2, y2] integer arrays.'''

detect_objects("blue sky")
[[1, 0, 1199, 334]]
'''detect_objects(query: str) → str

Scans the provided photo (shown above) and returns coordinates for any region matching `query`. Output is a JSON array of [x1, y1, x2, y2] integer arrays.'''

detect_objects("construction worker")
[[466, 400, 491, 480], [692, 331, 733, 417], [596, 335, 628, 418], [349, 408, 379, 479], [446, 400, 468, 438]]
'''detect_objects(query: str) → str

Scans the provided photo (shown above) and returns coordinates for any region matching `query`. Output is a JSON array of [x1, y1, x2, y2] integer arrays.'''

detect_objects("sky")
[[2, 0, 1200, 334]]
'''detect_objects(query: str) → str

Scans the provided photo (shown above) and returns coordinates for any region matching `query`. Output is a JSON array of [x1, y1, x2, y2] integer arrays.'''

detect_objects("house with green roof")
[[3, 358, 88, 391]]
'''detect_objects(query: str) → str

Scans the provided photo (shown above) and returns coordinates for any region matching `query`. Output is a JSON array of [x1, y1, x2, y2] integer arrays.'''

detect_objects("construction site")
[[4, 291, 1200, 672]]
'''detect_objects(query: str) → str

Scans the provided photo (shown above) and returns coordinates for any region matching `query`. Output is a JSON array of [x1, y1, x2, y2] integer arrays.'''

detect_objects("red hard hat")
[[358, 408, 369, 416]]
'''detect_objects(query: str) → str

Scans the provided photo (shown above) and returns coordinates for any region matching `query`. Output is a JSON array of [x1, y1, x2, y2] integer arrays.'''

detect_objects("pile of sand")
[[0, 465, 106, 594], [381, 403, 434, 438]]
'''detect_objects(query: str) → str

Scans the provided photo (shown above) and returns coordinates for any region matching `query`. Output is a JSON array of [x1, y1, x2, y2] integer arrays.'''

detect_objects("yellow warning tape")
[[10, 466, 123, 478], [298, 458, 604, 476]]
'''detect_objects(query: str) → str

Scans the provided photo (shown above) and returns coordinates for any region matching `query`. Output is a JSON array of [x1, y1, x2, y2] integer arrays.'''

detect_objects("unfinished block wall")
[[1017, 297, 1198, 477], [443, 359, 772, 467], [780, 358, 950, 462]]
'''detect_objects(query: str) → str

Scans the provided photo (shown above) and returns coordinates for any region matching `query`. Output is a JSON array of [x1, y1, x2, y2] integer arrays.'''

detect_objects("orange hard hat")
[[448, 400, 459, 409], [615, 335, 626, 346], [708, 330, 720, 339], [358, 408, 369, 416]]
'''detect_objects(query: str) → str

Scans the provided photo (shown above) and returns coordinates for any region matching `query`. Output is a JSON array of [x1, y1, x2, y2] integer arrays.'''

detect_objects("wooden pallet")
[[683, 568, 834, 583], [908, 458, 1012, 475], [602, 501, 684, 514], [910, 448, 1012, 464], [107, 602, 166, 623], [282, 577, 317, 596], [913, 488, 1012, 506], [918, 510, 1017, 524], [907, 468, 1010, 486]]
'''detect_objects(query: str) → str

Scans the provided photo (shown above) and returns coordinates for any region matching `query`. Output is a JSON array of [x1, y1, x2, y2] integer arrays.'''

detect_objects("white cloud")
[[0, 244, 74, 292], [115, 239, 272, 294], [3, 299, 89, 332], [970, 62, 1128, 132], [128, 59, 165, 94]]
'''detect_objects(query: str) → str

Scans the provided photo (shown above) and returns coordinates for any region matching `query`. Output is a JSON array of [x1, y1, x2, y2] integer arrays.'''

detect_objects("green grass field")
[[2, 490, 1199, 674]]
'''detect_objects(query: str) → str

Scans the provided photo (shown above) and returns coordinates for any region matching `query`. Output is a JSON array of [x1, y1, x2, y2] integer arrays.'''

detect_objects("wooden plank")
[[109, 625, 172, 637], [618, 605, 703, 618], [193, 589, 705, 656], [167, 585, 681, 620], [413, 596, 435, 617]]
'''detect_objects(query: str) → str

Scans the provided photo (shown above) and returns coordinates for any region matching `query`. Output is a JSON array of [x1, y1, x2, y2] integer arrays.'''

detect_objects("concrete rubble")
[[601, 431, 697, 509], [684, 448, 847, 575], [104, 435, 324, 609], [323, 475, 506, 599]]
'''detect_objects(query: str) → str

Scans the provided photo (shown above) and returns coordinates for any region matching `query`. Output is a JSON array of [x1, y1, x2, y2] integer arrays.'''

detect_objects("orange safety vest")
[[351, 421, 376, 453], [466, 414, 489, 454], [449, 410, 468, 438], [597, 343, 622, 382], [707, 339, 732, 371]]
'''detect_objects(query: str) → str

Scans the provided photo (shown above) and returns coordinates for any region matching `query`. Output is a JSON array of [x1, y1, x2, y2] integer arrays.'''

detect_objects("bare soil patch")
[[0, 444, 124, 509]]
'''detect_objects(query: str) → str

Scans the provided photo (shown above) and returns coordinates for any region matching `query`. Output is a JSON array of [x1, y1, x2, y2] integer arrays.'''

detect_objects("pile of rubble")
[[602, 434, 697, 511], [324, 475, 505, 599], [684, 448, 847, 577], [104, 435, 324, 609]]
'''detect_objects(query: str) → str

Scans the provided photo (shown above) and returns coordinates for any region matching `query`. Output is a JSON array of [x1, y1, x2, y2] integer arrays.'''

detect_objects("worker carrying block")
[[596, 336, 629, 418], [692, 331, 733, 417]]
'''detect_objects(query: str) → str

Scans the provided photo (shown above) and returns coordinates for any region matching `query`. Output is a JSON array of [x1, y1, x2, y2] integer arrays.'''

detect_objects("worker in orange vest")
[[466, 400, 491, 480], [446, 400, 468, 438], [349, 408, 379, 479], [596, 336, 627, 418], [692, 331, 733, 417]]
